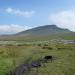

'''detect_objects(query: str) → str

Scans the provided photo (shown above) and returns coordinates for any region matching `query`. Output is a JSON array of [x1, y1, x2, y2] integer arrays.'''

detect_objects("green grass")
[[0, 42, 75, 75]]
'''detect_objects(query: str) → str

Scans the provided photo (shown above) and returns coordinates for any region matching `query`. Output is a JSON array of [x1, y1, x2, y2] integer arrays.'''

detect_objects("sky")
[[0, 0, 75, 34]]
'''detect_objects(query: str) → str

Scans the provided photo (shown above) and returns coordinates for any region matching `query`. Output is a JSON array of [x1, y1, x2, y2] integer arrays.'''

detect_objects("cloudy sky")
[[0, 0, 75, 34]]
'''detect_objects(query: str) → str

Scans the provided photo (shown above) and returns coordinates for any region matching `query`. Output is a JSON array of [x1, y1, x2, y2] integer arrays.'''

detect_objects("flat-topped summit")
[[0, 25, 75, 41], [17, 25, 70, 35]]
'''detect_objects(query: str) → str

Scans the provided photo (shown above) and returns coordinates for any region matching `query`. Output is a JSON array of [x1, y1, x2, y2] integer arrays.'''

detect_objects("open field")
[[0, 41, 75, 75]]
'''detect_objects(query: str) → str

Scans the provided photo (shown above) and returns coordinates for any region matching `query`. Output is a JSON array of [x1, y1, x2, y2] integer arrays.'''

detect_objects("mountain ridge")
[[16, 25, 70, 35], [0, 25, 75, 41]]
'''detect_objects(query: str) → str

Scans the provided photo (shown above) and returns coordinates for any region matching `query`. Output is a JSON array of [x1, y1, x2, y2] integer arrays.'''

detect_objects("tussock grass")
[[0, 42, 75, 75]]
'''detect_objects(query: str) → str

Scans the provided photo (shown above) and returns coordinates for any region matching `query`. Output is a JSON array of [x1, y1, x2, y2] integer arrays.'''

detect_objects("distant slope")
[[17, 25, 70, 36], [0, 25, 75, 41]]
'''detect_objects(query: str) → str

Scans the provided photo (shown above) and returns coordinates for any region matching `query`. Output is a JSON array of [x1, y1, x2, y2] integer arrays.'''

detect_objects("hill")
[[0, 25, 75, 41], [17, 25, 70, 35]]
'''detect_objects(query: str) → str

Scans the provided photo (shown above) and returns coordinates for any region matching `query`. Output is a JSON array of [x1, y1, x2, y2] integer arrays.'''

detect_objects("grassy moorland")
[[0, 41, 75, 75]]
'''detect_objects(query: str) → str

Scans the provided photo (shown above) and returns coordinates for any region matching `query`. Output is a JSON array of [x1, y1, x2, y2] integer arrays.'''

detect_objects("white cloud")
[[49, 9, 75, 31], [0, 24, 30, 34], [6, 8, 35, 18]]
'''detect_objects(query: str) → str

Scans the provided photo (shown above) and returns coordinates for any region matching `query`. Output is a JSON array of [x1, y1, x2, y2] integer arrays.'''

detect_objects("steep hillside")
[[17, 25, 70, 36], [0, 25, 75, 41]]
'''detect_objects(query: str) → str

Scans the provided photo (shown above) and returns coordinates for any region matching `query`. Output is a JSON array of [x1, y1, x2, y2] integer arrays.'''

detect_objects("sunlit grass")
[[0, 42, 75, 75]]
